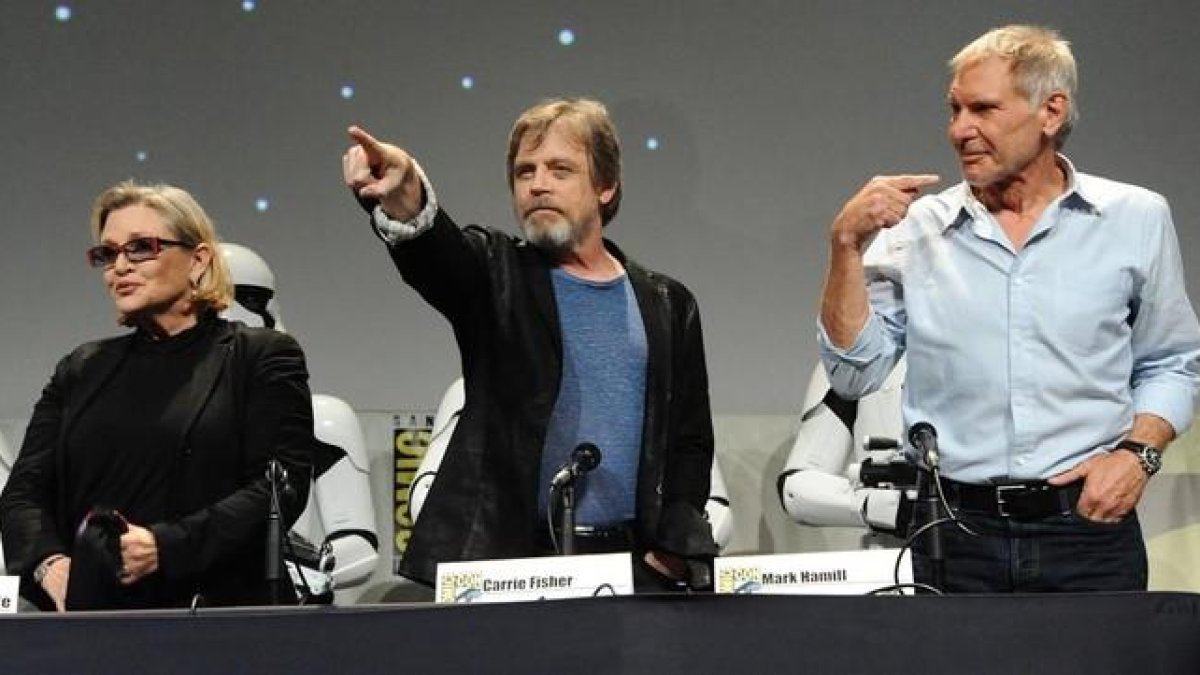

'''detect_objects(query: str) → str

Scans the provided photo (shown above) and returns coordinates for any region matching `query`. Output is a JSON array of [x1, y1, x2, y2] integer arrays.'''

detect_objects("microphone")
[[908, 421, 940, 469], [266, 459, 296, 502], [550, 443, 602, 490]]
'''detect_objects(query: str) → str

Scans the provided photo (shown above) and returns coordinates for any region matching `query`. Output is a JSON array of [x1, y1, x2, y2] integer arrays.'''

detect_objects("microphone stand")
[[558, 482, 577, 556], [918, 469, 946, 593], [265, 460, 286, 605], [550, 443, 600, 556]]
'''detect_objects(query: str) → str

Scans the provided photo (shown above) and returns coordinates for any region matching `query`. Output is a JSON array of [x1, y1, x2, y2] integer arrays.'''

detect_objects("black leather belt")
[[938, 479, 1082, 519], [535, 522, 635, 556]]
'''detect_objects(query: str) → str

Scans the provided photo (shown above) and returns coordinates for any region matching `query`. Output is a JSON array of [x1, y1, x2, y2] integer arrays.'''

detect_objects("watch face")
[[1142, 448, 1163, 475]]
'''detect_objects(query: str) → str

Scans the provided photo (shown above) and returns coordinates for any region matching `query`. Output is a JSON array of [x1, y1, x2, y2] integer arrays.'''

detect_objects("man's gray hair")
[[951, 25, 1078, 148]]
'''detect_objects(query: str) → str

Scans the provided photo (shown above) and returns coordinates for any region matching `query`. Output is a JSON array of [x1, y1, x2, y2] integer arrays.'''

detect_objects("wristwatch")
[[1114, 439, 1163, 477]]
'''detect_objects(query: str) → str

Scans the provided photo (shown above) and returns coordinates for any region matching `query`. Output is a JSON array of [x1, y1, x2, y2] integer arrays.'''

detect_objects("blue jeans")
[[911, 504, 1148, 593]]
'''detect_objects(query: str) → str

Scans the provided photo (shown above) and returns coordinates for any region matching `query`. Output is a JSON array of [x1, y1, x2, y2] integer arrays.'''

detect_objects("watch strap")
[[1114, 439, 1162, 476]]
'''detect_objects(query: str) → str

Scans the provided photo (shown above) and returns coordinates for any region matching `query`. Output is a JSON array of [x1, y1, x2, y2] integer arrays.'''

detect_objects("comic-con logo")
[[717, 566, 763, 594], [440, 571, 485, 604]]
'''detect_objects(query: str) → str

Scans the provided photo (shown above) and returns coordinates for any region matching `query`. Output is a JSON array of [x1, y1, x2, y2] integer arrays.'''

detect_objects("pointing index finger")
[[348, 124, 385, 167], [890, 174, 941, 192]]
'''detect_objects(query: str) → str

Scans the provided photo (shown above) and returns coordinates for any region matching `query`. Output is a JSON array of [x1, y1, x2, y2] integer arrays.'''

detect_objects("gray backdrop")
[[2, 0, 1198, 419]]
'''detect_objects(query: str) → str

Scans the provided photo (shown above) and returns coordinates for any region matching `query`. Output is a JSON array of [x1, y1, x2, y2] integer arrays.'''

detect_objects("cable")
[[867, 582, 942, 596], [893, 515, 957, 591], [930, 467, 981, 538], [546, 486, 561, 554], [891, 466, 986, 592]]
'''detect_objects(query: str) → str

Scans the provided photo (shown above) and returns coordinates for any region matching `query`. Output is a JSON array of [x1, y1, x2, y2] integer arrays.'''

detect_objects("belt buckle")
[[994, 484, 1025, 518]]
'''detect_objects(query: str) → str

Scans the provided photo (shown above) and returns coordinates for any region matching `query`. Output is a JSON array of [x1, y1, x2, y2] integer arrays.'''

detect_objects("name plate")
[[436, 552, 633, 603], [715, 549, 912, 595], [0, 576, 18, 614]]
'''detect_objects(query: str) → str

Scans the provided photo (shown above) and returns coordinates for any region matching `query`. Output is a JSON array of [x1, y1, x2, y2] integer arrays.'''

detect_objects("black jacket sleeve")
[[150, 330, 314, 581], [0, 354, 74, 580]]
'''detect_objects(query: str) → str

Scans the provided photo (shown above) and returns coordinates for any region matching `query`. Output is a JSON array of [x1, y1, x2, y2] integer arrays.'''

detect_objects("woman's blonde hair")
[[91, 180, 233, 318]]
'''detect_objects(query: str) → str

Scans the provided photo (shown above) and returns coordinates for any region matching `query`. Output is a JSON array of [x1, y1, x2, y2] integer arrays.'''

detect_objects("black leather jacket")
[[0, 319, 314, 608], [392, 210, 717, 584]]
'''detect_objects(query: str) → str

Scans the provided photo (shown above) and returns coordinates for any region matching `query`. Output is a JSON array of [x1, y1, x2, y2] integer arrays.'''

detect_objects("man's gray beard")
[[521, 213, 580, 256]]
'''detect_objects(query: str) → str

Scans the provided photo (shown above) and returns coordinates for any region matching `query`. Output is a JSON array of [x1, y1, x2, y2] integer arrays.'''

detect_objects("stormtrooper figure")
[[410, 378, 735, 551], [778, 360, 910, 536], [220, 243, 379, 602]]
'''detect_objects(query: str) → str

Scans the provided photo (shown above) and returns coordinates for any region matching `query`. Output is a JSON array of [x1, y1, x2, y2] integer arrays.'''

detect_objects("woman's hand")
[[118, 524, 159, 585], [39, 555, 71, 612]]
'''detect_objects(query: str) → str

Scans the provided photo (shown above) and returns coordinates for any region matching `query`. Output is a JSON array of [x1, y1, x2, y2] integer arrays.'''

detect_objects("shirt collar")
[[944, 153, 1100, 232], [1057, 155, 1102, 216]]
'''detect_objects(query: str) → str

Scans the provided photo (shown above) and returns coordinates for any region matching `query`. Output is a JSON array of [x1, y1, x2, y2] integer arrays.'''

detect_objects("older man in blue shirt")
[[819, 25, 1200, 592]]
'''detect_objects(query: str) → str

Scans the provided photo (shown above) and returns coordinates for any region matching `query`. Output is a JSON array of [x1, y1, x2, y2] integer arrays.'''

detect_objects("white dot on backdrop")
[[646, 137, 660, 151], [242, 1, 256, 12], [461, 75, 475, 90], [558, 29, 575, 46], [340, 84, 355, 100], [135, 150, 148, 162], [255, 198, 270, 212], [54, 5, 72, 22]]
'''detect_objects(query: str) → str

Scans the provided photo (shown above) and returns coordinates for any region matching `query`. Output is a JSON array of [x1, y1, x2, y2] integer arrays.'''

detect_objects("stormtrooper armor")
[[778, 361, 909, 534], [220, 243, 379, 601]]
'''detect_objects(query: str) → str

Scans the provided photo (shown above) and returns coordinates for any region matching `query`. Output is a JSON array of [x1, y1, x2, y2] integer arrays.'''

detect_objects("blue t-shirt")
[[539, 267, 647, 526]]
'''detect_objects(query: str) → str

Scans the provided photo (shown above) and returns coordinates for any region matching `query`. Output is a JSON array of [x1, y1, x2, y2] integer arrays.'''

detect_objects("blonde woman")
[[0, 181, 314, 610]]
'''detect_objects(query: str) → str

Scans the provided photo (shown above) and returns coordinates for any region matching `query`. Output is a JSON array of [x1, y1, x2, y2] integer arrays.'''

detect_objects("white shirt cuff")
[[370, 161, 439, 245]]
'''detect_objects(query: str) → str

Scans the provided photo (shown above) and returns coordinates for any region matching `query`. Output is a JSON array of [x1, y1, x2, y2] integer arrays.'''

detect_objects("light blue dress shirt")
[[820, 157, 1200, 483]]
